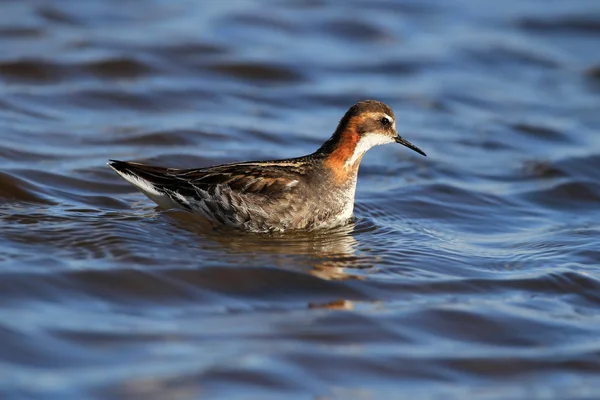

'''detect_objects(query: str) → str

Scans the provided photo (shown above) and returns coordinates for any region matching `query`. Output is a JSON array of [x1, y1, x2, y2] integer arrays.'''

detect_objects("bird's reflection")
[[163, 209, 376, 281], [309, 299, 355, 310]]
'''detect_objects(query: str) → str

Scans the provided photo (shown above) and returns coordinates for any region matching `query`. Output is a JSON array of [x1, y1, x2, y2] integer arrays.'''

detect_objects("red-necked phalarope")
[[109, 100, 426, 233]]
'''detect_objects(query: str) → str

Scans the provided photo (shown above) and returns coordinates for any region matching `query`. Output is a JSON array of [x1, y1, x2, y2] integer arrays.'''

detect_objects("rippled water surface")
[[2, 1, 600, 399]]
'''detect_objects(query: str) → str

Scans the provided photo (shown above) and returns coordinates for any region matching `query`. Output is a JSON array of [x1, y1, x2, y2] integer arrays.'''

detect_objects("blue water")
[[1, 1, 600, 399]]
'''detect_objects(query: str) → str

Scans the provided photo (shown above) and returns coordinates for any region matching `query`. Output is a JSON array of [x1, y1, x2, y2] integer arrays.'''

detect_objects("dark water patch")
[[278, 351, 452, 388], [366, 270, 600, 306], [0, 325, 98, 368], [346, 0, 442, 15], [90, 129, 203, 147], [512, 122, 569, 142], [454, 136, 517, 152], [520, 160, 567, 179], [240, 127, 297, 145], [229, 91, 312, 112], [461, 46, 562, 70], [518, 154, 600, 182], [521, 179, 600, 210], [587, 64, 600, 80], [226, 13, 299, 34], [0, 26, 44, 38], [0, 57, 153, 85], [0, 171, 54, 205], [1, 211, 166, 264], [552, 154, 600, 180], [327, 59, 427, 76], [148, 42, 228, 70], [444, 92, 506, 114], [519, 15, 600, 35], [278, 310, 414, 344], [411, 306, 587, 348], [84, 58, 155, 79], [0, 97, 58, 121], [55, 191, 132, 209], [439, 352, 600, 382], [164, 266, 368, 302], [208, 62, 305, 84], [198, 368, 307, 397], [575, 248, 600, 264], [14, 169, 130, 196], [37, 5, 82, 26], [0, 267, 369, 307], [321, 19, 394, 42], [542, 270, 600, 305], [64, 89, 177, 112], [0, 59, 77, 83], [586, 64, 600, 92]]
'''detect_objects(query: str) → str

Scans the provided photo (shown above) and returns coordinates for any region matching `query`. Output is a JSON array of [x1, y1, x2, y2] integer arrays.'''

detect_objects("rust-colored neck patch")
[[322, 117, 364, 184]]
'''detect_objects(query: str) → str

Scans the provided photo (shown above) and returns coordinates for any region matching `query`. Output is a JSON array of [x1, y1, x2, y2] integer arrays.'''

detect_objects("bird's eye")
[[380, 117, 391, 127]]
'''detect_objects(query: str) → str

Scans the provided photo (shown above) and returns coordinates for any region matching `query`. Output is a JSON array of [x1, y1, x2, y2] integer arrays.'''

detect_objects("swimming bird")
[[109, 100, 426, 233]]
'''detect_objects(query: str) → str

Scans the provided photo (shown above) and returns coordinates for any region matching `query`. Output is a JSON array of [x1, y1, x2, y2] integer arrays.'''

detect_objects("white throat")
[[344, 133, 395, 168]]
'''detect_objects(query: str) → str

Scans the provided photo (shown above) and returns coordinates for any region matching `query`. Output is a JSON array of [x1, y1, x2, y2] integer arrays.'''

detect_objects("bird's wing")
[[109, 160, 306, 200], [179, 162, 305, 197]]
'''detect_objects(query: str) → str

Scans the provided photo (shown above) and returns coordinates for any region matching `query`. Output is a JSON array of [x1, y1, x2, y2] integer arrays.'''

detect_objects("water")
[[1, 0, 600, 398]]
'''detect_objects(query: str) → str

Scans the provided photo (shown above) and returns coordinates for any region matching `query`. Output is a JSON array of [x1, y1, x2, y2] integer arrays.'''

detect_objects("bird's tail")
[[107, 160, 184, 209]]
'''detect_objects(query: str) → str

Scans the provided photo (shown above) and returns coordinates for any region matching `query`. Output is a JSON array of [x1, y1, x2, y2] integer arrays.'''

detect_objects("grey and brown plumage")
[[109, 100, 426, 233]]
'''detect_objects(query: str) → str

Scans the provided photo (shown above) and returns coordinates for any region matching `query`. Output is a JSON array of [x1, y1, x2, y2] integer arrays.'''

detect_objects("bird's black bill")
[[395, 136, 427, 157]]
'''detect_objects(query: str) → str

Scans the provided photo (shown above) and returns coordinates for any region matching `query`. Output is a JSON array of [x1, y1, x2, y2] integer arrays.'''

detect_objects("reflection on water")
[[1, 0, 600, 398], [165, 210, 374, 280]]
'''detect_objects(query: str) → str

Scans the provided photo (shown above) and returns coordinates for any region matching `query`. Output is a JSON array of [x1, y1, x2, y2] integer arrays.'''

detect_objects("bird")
[[108, 100, 426, 233]]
